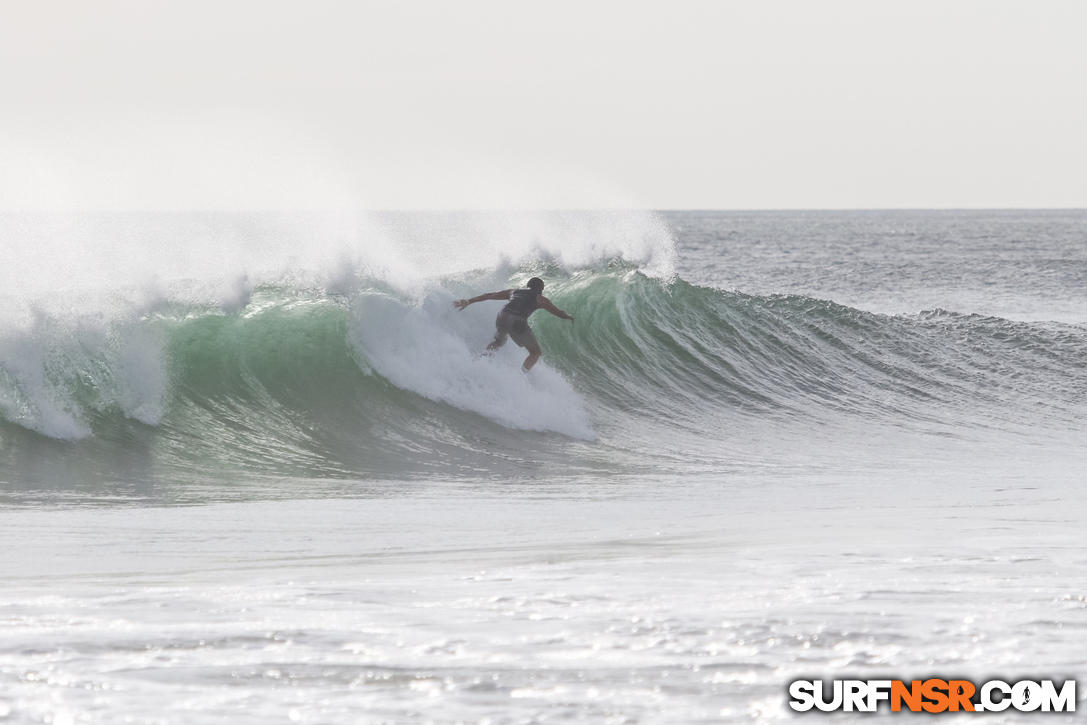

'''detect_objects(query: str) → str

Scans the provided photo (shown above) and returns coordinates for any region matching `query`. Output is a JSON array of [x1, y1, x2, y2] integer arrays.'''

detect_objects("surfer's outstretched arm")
[[453, 290, 513, 310], [538, 296, 574, 323]]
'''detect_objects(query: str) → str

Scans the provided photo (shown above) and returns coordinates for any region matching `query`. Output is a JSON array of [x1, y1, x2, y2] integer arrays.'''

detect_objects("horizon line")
[[2, 207, 1086, 214]]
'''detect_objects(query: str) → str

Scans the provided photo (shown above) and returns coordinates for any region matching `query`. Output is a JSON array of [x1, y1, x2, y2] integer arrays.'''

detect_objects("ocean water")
[[1, 210, 1085, 723]]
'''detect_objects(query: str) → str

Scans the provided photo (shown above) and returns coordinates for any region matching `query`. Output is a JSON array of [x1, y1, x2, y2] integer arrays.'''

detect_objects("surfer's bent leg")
[[486, 312, 510, 354], [503, 315, 540, 371], [522, 342, 542, 372]]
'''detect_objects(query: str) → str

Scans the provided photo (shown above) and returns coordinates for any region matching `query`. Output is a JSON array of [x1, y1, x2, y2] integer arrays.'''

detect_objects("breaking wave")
[[1, 211, 1085, 494]]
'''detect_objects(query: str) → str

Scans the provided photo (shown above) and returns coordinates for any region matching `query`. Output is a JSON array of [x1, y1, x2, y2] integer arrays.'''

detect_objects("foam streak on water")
[[1, 472, 1084, 724]]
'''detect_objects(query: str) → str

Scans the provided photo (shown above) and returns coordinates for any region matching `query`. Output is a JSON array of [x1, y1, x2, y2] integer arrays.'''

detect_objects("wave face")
[[1, 211, 1086, 498]]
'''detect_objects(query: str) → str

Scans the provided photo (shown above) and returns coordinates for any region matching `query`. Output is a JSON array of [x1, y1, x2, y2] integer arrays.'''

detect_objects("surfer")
[[453, 277, 574, 371]]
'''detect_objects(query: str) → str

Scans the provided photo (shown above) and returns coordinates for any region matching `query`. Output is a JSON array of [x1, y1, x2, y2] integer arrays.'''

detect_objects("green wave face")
[[2, 268, 1086, 500]]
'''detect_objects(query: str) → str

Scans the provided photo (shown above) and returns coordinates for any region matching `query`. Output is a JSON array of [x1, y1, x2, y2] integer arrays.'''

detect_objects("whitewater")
[[1, 210, 1085, 723]]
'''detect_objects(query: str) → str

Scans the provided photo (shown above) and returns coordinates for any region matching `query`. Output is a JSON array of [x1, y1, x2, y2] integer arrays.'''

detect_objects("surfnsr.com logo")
[[788, 679, 1076, 713]]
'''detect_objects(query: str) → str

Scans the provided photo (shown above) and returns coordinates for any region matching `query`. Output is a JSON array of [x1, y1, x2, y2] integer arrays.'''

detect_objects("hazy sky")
[[1, 0, 1084, 210]]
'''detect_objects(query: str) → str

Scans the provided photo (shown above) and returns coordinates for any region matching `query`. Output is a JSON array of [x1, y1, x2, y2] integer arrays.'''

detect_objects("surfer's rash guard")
[[502, 288, 539, 318]]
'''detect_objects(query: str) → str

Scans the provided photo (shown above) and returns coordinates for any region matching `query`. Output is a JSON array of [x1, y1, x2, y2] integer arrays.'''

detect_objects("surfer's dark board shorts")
[[493, 310, 537, 349]]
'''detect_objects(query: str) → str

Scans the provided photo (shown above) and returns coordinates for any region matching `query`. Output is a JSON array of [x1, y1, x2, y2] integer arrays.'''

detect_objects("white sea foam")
[[366, 210, 677, 284], [0, 298, 166, 439], [347, 289, 595, 440], [0, 210, 674, 301], [0, 326, 89, 440]]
